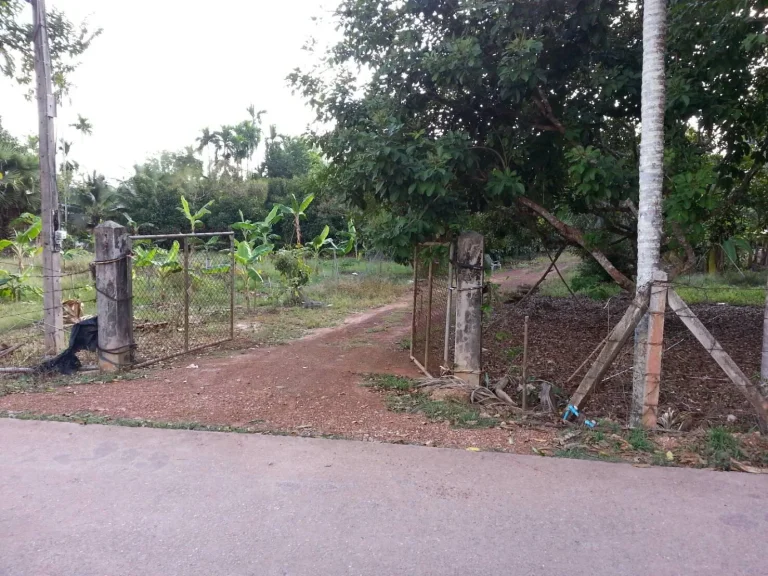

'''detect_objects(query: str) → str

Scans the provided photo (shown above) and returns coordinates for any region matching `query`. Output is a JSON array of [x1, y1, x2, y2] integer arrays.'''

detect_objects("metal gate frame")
[[410, 242, 455, 377], [129, 231, 235, 368]]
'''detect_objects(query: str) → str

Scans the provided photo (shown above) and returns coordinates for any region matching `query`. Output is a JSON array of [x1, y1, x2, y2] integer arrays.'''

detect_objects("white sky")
[[0, 0, 338, 180]]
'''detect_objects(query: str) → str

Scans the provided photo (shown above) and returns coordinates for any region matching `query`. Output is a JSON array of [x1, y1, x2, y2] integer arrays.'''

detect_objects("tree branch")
[[516, 196, 635, 291]]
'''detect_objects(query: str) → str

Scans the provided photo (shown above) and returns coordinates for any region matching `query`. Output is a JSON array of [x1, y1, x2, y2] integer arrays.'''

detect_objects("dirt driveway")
[[0, 264, 565, 451]]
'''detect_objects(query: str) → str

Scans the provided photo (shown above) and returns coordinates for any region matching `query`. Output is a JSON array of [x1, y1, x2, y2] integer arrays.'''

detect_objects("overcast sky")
[[0, 0, 337, 180]]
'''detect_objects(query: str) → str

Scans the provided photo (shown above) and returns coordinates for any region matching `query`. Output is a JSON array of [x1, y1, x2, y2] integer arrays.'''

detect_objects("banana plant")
[[0, 213, 42, 273], [278, 193, 314, 246], [178, 195, 214, 233], [721, 236, 751, 277], [235, 240, 273, 311], [309, 225, 334, 273], [0, 268, 40, 301], [232, 206, 283, 245]]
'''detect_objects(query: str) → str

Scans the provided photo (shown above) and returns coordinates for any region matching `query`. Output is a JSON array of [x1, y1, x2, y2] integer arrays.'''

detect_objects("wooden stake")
[[640, 270, 668, 428], [568, 288, 650, 412], [522, 315, 529, 411], [518, 245, 565, 304], [667, 289, 768, 432], [410, 246, 418, 359], [31, 0, 64, 354]]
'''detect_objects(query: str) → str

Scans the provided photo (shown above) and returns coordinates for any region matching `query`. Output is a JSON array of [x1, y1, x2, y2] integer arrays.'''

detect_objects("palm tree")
[[0, 141, 39, 237], [70, 114, 93, 136], [58, 139, 78, 228], [72, 171, 125, 228], [630, 0, 667, 429]]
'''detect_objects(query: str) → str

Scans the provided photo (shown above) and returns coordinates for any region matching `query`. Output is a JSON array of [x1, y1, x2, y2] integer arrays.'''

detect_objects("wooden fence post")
[[453, 232, 484, 387], [639, 270, 668, 428], [94, 221, 133, 371]]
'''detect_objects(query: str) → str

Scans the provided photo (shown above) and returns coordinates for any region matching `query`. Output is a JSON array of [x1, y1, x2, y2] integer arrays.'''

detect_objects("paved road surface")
[[1, 419, 766, 576]]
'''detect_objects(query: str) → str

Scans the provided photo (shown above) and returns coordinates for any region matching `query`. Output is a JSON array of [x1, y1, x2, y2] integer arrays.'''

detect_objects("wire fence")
[[0, 257, 96, 369], [411, 243, 455, 377], [130, 233, 234, 367]]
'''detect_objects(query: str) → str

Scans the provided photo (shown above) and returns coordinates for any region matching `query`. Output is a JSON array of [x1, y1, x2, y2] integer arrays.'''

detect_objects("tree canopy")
[[290, 0, 768, 271]]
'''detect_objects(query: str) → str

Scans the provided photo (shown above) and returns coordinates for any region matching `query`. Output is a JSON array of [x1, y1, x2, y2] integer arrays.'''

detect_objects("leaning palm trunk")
[[630, 0, 667, 428]]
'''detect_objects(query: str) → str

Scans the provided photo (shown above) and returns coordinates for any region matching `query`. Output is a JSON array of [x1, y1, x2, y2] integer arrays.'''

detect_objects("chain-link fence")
[[411, 243, 455, 377], [130, 232, 234, 367]]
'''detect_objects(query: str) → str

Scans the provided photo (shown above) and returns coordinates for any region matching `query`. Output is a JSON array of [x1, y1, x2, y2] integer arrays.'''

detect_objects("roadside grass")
[[0, 369, 147, 398], [385, 392, 499, 429], [362, 373, 417, 391], [702, 426, 743, 469]]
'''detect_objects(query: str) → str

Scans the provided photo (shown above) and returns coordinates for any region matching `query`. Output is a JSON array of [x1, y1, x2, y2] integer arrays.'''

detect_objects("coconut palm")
[[72, 171, 125, 228], [630, 0, 668, 429], [69, 114, 93, 136], [0, 141, 38, 237]]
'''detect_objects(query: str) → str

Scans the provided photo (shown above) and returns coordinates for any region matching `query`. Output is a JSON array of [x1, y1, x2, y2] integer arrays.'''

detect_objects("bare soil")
[[485, 294, 764, 430], [0, 301, 552, 452]]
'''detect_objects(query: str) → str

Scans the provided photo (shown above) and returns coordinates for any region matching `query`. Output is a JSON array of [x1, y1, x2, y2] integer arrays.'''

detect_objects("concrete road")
[[1, 420, 766, 576]]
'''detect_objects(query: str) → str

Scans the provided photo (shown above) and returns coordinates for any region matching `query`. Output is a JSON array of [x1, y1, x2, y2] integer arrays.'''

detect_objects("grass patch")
[[703, 426, 743, 469], [385, 392, 499, 429], [362, 373, 416, 391], [397, 337, 411, 351], [626, 429, 655, 452], [554, 447, 621, 462], [1, 369, 147, 397]]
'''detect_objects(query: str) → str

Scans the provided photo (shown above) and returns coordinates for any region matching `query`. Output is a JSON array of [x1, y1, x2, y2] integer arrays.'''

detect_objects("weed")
[[703, 426, 742, 469], [589, 430, 605, 443], [397, 337, 411, 351], [362, 374, 416, 391], [385, 393, 498, 429], [365, 326, 387, 333], [494, 331, 511, 342], [626, 429, 654, 452], [505, 346, 522, 361]]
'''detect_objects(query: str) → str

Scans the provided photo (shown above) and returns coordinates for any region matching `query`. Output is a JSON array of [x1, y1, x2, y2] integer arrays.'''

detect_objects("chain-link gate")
[[130, 232, 234, 367], [411, 242, 455, 377]]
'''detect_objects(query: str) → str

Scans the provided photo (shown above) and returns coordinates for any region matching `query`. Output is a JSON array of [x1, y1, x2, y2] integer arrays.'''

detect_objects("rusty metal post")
[[424, 258, 434, 372], [229, 234, 235, 339], [183, 236, 190, 352]]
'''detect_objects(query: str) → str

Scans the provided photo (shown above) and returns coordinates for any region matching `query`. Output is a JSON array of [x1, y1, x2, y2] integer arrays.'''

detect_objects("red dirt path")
[[0, 299, 550, 451]]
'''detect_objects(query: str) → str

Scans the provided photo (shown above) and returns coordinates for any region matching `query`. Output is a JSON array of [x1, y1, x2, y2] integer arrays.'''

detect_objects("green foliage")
[[703, 427, 742, 470], [178, 195, 214, 233], [385, 392, 499, 429], [0, 213, 42, 272], [0, 0, 102, 99], [290, 0, 768, 277], [272, 248, 311, 304], [625, 429, 654, 453], [278, 193, 315, 245], [362, 374, 415, 392], [0, 267, 39, 301]]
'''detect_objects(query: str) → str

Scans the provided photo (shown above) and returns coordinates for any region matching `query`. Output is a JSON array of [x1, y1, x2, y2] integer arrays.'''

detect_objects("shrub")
[[272, 249, 311, 304]]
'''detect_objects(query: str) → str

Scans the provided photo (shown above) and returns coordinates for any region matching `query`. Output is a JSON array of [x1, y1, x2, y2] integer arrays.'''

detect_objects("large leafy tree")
[[290, 0, 768, 270], [0, 0, 101, 99], [0, 120, 38, 236]]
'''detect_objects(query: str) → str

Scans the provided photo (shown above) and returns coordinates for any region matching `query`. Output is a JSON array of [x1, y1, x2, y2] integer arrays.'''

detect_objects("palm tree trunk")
[[630, 0, 668, 429], [295, 215, 302, 246]]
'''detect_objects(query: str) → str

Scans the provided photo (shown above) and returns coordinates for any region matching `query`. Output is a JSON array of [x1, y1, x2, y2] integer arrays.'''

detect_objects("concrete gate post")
[[453, 232, 484, 386]]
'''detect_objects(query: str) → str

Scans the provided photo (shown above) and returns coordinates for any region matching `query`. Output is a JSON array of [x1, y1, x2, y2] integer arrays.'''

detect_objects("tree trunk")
[[295, 215, 302, 246], [630, 0, 668, 429], [516, 196, 634, 291]]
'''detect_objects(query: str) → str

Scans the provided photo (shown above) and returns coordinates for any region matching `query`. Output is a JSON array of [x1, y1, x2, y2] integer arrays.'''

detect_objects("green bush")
[[272, 249, 311, 304]]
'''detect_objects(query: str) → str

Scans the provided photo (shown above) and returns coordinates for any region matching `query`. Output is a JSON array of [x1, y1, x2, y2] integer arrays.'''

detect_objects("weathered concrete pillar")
[[454, 232, 484, 386], [94, 221, 133, 371]]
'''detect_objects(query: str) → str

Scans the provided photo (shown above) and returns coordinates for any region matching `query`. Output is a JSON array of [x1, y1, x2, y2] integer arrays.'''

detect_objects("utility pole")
[[30, 0, 65, 354]]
